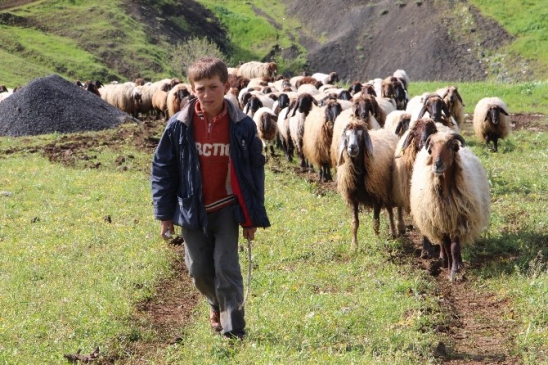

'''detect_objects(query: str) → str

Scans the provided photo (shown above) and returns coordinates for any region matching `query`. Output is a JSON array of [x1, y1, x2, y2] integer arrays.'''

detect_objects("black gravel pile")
[[0, 74, 136, 137]]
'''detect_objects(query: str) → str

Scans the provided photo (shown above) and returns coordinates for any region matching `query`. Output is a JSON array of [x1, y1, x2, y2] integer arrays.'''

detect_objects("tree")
[[170, 37, 226, 78]]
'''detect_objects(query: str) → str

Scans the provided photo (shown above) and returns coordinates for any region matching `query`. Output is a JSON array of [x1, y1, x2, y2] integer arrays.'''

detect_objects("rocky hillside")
[[280, 0, 515, 81]]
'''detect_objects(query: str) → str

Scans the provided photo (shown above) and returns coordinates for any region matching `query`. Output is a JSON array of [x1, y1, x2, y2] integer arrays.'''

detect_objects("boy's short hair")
[[187, 57, 228, 87]]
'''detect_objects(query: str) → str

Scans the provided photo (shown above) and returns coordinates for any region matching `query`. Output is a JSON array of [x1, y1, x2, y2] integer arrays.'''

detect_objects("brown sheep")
[[302, 99, 343, 182], [336, 120, 402, 250]]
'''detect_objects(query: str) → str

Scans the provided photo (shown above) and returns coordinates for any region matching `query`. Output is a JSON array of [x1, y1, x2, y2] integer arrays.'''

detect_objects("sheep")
[[0, 85, 13, 103], [393, 69, 410, 90], [381, 76, 407, 110], [352, 95, 382, 130], [277, 102, 296, 162], [330, 97, 381, 168], [302, 99, 343, 182], [473, 97, 511, 152], [384, 110, 412, 137], [236, 61, 278, 79], [99, 83, 142, 117], [296, 77, 322, 89], [288, 93, 319, 171], [436, 85, 465, 128], [312, 72, 339, 85], [336, 120, 403, 250], [152, 89, 169, 121], [253, 107, 279, 157], [298, 83, 321, 96], [410, 93, 459, 132], [410, 131, 490, 280], [373, 96, 397, 127], [135, 78, 176, 118], [166, 83, 191, 118], [391, 118, 439, 239]]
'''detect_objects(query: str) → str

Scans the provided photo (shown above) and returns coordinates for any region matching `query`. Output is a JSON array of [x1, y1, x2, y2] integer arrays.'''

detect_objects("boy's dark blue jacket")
[[151, 98, 271, 232]]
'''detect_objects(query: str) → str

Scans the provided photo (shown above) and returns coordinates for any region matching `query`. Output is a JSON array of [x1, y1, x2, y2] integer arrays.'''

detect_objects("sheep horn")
[[452, 133, 466, 147]]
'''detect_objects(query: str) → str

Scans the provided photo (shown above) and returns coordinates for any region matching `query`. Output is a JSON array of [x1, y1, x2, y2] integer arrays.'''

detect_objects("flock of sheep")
[[0, 61, 513, 281], [217, 61, 512, 282]]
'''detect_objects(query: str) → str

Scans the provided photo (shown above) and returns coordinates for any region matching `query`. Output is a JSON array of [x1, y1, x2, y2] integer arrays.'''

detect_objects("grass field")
[[0, 82, 547, 363]]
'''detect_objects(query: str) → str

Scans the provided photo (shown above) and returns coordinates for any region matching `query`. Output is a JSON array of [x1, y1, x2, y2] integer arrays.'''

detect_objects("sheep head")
[[394, 113, 412, 137], [399, 118, 438, 158], [485, 105, 509, 125], [337, 121, 373, 166], [425, 132, 466, 176], [418, 94, 451, 123]]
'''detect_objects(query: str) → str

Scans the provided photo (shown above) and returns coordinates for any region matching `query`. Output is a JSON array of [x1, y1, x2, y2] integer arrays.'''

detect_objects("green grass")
[[196, 0, 306, 72], [409, 81, 548, 114], [467, 0, 548, 80], [1, 81, 547, 363]]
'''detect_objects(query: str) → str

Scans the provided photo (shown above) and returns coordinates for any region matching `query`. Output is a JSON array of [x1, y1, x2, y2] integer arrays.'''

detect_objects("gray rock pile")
[[0, 74, 136, 137]]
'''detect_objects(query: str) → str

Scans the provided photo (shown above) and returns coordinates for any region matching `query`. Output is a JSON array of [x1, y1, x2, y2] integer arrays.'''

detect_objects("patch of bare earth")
[[11, 113, 543, 363]]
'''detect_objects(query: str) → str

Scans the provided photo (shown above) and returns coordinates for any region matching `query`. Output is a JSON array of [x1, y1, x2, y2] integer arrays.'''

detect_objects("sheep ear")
[[417, 104, 427, 119], [401, 131, 414, 151], [425, 135, 433, 154], [456, 89, 464, 106], [441, 101, 451, 118], [362, 129, 374, 156], [337, 130, 348, 166], [499, 107, 509, 116], [313, 98, 319, 106]]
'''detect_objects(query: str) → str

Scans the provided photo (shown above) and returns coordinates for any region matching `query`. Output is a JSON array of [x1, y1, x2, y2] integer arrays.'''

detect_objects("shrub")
[[170, 37, 227, 78]]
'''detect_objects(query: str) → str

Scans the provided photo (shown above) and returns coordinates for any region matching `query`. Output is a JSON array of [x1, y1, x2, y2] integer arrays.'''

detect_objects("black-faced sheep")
[[412, 93, 458, 132], [384, 110, 412, 137], [473, 97, 511, 152], [381, 76, 407, 110], [393, 69, 410, 91], [410, 131, 490, 280], [336, 120, 403, 250], [253, 107, 279, 157], [167, 84, 191, 118], [302, 99, 343, 182], [236, 61, 278, 79], [289, 93, 319, 171]]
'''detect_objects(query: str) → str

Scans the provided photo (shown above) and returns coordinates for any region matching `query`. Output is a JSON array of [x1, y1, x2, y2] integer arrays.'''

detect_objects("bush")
[[170, 37, 227, 78]]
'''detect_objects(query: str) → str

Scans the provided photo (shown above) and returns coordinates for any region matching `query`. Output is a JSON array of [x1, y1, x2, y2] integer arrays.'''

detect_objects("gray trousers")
[[182, 205, 245, 335]]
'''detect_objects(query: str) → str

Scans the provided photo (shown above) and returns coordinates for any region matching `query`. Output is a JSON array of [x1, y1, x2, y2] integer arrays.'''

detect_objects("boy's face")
[[192, 75, 229, 117]]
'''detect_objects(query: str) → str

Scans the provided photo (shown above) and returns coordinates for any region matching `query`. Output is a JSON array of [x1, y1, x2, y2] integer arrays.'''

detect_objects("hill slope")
[[0, 0, 539, 86]]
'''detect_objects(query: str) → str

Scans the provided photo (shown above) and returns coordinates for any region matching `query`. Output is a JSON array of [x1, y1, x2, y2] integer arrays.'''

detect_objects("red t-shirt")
[[193, 101, 234, 212]]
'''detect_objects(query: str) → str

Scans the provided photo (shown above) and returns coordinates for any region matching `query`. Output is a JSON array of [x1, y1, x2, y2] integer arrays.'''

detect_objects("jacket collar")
[[177, 98, 248, 126]]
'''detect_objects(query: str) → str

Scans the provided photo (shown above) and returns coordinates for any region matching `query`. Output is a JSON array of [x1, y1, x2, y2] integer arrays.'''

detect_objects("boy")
[[151, 57, 270, 340]]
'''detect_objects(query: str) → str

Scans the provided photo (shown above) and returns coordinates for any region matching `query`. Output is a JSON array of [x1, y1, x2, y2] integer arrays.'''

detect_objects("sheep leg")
[[322, 164, 333, 182], [450, 237, 463, 281], [386, 207, 397, 238], [493, 137, 499, 152], [440, 235, 451, 269], [372, 204, 381, 236], [351, 202, 359, 251], [269, 145, 277, 157], [396, 207, 405, 236], [421, 236, 433, 259]]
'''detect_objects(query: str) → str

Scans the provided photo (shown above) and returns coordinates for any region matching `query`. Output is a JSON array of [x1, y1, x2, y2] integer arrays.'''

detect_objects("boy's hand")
[[161, 220, 175, 240], [243, 227, 257, 240]]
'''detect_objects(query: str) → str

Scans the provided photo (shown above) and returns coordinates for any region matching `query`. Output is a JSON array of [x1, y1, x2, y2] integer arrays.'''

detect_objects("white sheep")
[[311, 72, 339, 85], [253, 107, 279, 157], [393, 69, 410, 90], [410, 131, 490, 280], [302, 99, 343, 182], [99, 83, 142, 117], [473, 97, 511, 152], [236, 61, 278, 79], [277, 103, 296, 162], [336, 120, 403, 250]]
